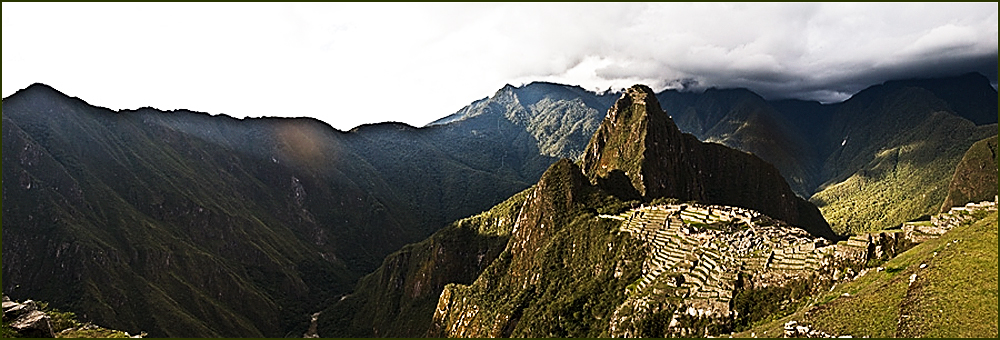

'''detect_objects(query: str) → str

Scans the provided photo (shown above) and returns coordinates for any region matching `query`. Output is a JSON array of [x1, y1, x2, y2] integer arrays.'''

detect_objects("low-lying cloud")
[[2, 3, 996, 129]]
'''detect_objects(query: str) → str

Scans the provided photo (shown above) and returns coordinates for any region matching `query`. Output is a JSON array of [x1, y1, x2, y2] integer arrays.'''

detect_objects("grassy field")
[[736, 211, 997, 338]]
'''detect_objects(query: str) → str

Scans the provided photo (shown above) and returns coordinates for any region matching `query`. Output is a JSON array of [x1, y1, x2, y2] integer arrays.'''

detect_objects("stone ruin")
[[602, 196, 998, 337], [904, 196, 998, 242]]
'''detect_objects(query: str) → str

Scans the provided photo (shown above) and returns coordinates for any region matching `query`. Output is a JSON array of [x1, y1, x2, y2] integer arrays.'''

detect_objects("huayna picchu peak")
[[582, 85, 835, 239]]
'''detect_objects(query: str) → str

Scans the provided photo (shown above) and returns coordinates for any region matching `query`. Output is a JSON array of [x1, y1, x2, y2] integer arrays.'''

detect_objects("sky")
[[3, 3, 997, 131]]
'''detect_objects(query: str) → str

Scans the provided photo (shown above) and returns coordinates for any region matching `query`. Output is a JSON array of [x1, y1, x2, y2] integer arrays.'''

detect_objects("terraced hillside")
[[603, 203, 839, 337], [738, 200, 998, 338], [607, 197, 997, 337], [611, 204, 831, 297], [432, 192, 943, 337]]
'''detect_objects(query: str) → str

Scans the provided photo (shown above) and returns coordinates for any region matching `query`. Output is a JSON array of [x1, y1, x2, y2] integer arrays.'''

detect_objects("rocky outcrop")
[[3, 296, 55, 338], [782, 320, 845, 338], [940, 135, 998, 213], [581, 85, 836, 239]]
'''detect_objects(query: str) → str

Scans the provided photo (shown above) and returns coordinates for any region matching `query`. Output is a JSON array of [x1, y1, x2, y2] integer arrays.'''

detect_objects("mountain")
[[4, 72, 994, 337], [939, 135, 998, 212], [422, 84, 997, 337], [429, 81, 618, 160], [321, 85, 838, 337], [581, 85, 833, 238], [1, 84, 556, 337], [808, 74, 997, 234], [317, 189, 531, 337], [425, 84, 840, 336], [647, 73, 996, 235], [432, 73, 998, 235], [656, 88, 820, 198]]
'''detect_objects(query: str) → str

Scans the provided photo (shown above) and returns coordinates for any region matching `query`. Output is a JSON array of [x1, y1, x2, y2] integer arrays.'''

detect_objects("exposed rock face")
[[581, 85, 836, 239], [940, 135, 998, 212], [12, 311, 55, 338], [3, 298, 55, 338]]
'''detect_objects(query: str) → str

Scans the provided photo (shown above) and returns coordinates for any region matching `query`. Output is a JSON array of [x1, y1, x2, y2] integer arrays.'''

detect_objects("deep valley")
[[2, 72, 997, 338]]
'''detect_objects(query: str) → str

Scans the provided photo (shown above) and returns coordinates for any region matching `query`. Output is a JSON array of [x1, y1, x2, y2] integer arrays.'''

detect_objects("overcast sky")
[[3, 3, 997, 130]]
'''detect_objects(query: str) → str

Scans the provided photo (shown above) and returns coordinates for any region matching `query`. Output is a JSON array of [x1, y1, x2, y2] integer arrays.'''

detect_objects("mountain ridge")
[[3, 71, 995, 337], [1, 84, 556, 337], [581, 85, 834, 239]]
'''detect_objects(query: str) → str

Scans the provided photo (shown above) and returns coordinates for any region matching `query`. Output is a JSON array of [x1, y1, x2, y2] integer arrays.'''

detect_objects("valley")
[[2, 72, 997, 338]]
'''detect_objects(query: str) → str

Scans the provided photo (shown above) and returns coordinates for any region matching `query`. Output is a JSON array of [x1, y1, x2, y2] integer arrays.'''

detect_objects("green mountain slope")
[[425, 86, 846, 338], [810, 83, 996, 234], [657, 89, 820, 198], [739, 210, 997, 338], [1, 84, 556, 337], [429, 159, 645, 337], [651, 73, 997, 235], [2, 90, 365, 337], [316, 189, 531, 337], [940, 135, 998, 212], [5, 72, 994, 338], [430, 81, 617, 160], [311, 74, 997, 337]]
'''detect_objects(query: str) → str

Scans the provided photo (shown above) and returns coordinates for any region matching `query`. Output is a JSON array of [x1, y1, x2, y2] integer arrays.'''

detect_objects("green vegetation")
[[637, 305, 678, 337], [316, 189, 531, 337], [2, 84, 551, 337], [940, 135, 998, 212], [2, 299, 134, 338], [658, 88, 821, 199], [431, 160, 646, 337], [810, 86, 996, 234], [2, 322, 19, 338], [732, 275, 819, 332], [737, 211, 998, 338], [5, 74, 996, 338]]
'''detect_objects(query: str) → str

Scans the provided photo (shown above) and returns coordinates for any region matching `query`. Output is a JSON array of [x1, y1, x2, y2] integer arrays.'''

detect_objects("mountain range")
[[2, 72, 996, 337]]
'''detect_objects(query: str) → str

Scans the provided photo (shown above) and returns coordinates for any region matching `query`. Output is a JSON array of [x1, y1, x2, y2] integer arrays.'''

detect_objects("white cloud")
[[3, 2, 997, 130]]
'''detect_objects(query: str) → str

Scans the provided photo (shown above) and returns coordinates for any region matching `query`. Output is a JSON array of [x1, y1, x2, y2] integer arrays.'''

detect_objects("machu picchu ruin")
[[603, 203, 837, 328], [601, 196, 999, 337], [904, 196, 998, 242]]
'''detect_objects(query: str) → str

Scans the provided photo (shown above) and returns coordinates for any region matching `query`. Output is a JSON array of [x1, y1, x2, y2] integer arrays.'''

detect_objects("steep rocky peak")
[[606, 85, 663, 123], [580, 84, 835, 239], [581, 84, 681, 197]]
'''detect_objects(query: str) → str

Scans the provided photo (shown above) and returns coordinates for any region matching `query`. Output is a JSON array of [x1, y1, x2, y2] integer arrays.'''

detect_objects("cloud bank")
[[3, 3, 996, 130]]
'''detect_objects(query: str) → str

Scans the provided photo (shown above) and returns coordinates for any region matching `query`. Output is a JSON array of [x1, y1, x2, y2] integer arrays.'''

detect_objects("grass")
[[896, 211, 998, 337], [1, 299, 134, 338], [734, 211, 998, 338]]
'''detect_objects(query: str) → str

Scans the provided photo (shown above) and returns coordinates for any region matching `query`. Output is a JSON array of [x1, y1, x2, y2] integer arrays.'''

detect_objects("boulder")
[[10, 310, 55, 338], [3, 300, 37, 321]]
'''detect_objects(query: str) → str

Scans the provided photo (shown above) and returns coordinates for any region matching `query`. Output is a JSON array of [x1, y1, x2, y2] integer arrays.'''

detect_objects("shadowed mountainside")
[[939, 135, 998, 212], [1, 84, 555, 337], [3, 72, 994, 337], [581, 85, 833, 238]]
